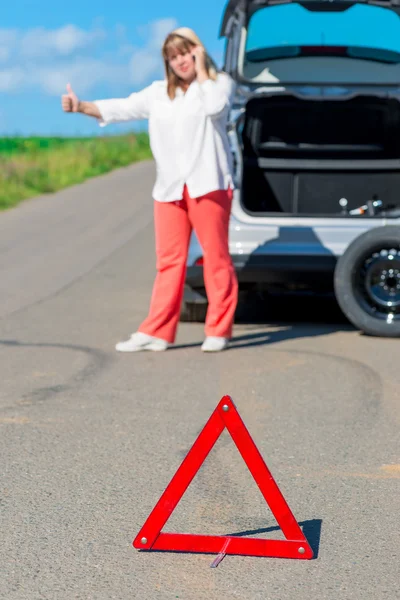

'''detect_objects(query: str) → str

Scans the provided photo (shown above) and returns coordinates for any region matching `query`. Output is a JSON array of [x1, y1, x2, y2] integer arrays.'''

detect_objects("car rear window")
[[246, 3, 400, 63]]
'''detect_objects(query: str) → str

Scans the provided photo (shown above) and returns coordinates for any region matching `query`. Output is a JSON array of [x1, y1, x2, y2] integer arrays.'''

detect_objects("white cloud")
[[0, 29, 16, 64], [129, 18, 178, 85], [0, 47, 10, 62], [0, 67, 24, 92], [130, 50, 160, 86], [35, 61, 128, 96], [20, 25, 106, 58], [0, 60, 128, 95], [118, 44, 135, 57], [0, 18, 178, 95], [0, 25, 106, 61], [149, 18, 178, 48], [115, 23, 128, 43], [0, 29, 18, 45]]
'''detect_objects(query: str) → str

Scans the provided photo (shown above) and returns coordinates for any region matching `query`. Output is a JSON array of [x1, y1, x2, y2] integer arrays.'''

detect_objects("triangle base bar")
[[150, 533, 313, 559], [133, 396, 313, 561]]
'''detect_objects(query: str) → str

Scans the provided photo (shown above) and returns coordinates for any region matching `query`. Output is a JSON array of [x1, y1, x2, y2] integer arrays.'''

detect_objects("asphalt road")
[[1, 161, 399, 600]]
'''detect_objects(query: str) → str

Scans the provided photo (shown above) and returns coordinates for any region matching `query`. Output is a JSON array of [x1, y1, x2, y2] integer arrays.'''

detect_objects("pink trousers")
[[138, 185, 238, 343]]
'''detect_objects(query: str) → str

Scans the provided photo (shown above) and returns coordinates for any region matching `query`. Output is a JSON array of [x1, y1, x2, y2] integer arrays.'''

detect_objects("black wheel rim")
[[353, 245, 400, 323]]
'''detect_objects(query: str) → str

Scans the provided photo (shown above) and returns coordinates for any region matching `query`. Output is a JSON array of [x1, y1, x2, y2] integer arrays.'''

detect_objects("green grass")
[[0, 133, 153, 211]]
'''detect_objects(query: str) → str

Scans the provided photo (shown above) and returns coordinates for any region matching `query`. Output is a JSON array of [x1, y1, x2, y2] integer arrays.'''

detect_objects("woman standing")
[[62, 27, 238, 352]]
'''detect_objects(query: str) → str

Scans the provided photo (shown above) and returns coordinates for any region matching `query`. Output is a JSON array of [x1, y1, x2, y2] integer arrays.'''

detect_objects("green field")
[[0, 134, 152, 211]]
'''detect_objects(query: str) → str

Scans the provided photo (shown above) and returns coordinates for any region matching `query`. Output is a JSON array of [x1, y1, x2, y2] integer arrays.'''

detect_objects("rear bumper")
[[186, 253, 337, 289]]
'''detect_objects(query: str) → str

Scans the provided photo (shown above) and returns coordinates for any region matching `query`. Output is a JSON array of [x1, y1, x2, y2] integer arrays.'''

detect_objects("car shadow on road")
[[231, 325, 347, 350], [173, 293, 353, 350], [226, 518, 323, 559]]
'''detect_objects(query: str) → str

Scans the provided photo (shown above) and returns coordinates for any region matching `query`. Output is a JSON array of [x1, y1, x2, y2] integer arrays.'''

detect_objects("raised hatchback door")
[[220, 0, 400, 85], [220, 0, 400, 35]]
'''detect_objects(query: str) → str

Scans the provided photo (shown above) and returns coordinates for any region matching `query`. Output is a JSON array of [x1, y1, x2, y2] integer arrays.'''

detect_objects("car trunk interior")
[[241, 94, 400, 215]]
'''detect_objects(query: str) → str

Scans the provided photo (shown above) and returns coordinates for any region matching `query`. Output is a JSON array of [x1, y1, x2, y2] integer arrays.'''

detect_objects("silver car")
[[183, 0, 400, 337]]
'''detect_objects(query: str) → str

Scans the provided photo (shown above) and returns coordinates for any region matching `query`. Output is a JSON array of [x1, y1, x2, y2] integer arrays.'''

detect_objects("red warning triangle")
[[133, 396, 313, 561]]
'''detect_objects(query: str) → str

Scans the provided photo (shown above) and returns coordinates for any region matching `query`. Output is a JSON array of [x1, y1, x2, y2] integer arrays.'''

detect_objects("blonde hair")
[[162, 27, 218, 100]]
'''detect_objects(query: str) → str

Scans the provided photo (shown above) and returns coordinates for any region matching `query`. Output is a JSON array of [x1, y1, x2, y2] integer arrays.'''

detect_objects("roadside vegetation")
[[0, 133, 152, 210]]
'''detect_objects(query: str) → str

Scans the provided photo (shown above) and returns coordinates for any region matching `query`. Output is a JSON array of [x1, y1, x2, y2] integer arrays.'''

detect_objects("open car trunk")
[[241, 94, 400, 215]]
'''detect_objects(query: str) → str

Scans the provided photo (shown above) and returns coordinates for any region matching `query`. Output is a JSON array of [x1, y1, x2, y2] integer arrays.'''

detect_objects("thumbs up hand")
[[61, 83, 79, 112]]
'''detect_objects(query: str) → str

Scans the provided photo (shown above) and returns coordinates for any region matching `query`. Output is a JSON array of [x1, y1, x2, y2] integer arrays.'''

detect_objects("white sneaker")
[[201, 337, 229, 352], [115, 332, 168, 352]]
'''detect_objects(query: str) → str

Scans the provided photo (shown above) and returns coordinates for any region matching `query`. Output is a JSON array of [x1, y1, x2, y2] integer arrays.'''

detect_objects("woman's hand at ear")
[[192, 46, 209, 83]]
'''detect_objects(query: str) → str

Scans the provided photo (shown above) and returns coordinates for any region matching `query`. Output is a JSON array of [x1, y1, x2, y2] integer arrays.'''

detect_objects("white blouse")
[[94, 73, 236, 202]]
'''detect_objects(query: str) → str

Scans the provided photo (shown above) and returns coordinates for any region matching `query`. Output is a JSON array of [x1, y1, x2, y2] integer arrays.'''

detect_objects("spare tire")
[[334, 226, 400, 337]]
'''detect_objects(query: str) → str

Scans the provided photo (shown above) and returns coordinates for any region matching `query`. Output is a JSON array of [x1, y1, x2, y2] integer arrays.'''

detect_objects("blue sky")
[[3, 1, 400, 137], [1, 0, 228, 136]]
